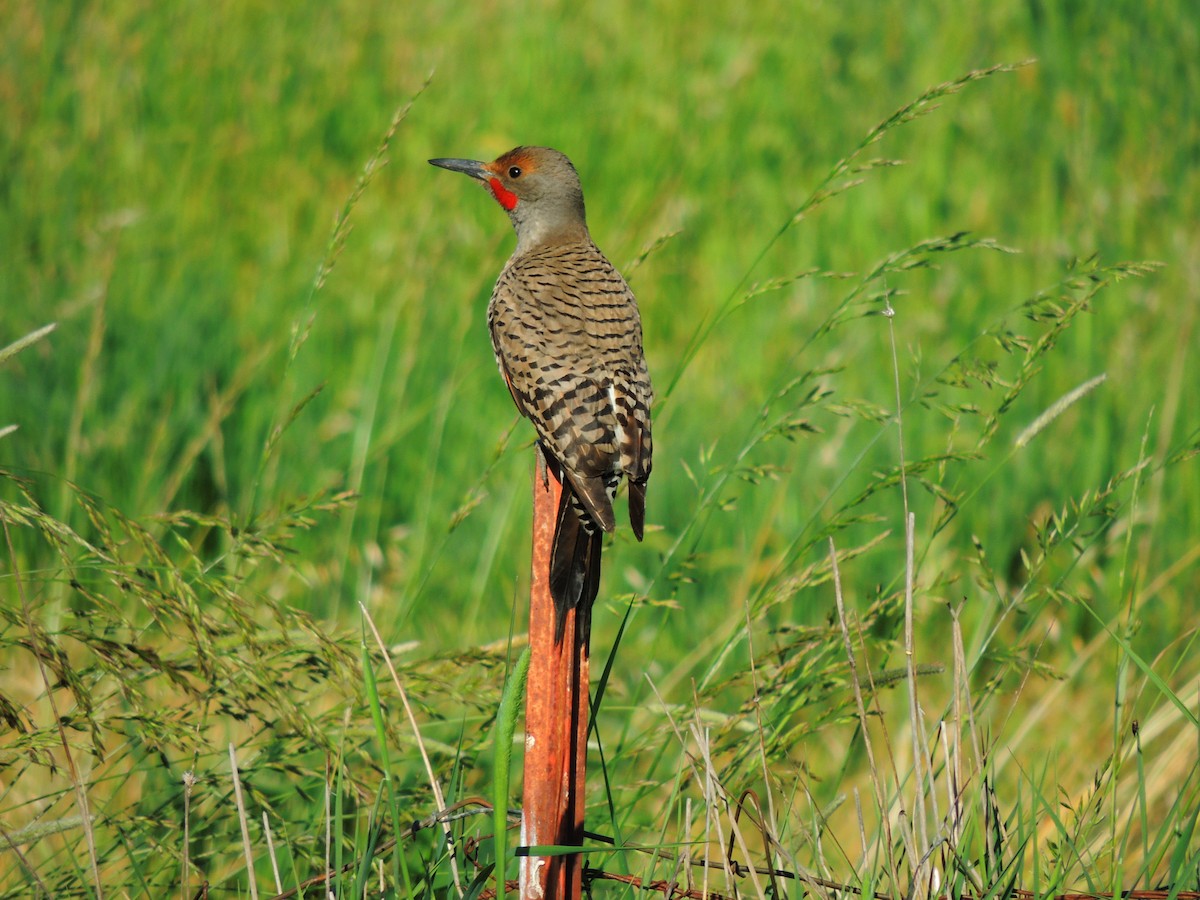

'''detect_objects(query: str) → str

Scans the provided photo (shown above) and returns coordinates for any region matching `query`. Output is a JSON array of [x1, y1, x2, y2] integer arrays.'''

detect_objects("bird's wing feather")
[[489, 242, 652, 535]]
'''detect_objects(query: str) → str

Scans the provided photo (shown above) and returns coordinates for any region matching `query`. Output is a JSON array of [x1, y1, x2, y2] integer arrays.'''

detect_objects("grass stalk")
[[182, 771, 194, 900], [494, 646, 530, 895], [3, 517, 104, 898], [361, 601, 464, 895], [262, 811, 283, 895], [358, 640, 413, 897], [228, 743, 260, 900], [830, 537, 902, 893]]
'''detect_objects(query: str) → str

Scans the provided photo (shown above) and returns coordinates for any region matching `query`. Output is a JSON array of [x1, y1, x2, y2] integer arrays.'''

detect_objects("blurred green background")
[[4, 0, 1195, 638], [2, 0, 1199, 890]]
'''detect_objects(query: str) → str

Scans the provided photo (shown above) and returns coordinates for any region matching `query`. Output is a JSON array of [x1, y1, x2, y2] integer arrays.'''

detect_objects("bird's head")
[[429, 146, 589, 251]]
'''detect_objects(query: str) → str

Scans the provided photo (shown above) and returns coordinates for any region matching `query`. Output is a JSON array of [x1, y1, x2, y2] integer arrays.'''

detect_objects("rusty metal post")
[[519, 447, 589, 899]]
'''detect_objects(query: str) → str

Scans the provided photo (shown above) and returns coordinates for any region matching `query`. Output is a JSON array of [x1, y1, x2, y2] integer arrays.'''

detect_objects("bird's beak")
[[428, 157, 490, 182]]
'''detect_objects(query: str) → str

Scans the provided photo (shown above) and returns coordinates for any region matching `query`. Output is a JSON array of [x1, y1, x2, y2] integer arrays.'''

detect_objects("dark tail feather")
[[628, 479, 647, 541], [549, 486, 602, 643]]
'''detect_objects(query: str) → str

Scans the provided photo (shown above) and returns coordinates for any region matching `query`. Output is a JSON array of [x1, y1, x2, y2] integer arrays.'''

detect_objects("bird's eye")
[[508, 166, 522, 178]]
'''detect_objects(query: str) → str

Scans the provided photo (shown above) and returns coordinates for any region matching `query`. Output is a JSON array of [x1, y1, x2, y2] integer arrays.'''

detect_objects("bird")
[[429, 147, 653, 642]]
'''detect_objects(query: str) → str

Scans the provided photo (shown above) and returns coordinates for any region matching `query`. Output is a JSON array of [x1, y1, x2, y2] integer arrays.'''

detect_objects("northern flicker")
[[429, 146, 653, 640]]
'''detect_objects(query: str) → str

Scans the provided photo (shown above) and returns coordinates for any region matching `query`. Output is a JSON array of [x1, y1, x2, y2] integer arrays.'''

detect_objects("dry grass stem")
[[3, 516, 104, 898], [229, 743, 260, 900], [359, 601, 464, 895], [263, 811, 283, 893], [831, 537, 902, 892]]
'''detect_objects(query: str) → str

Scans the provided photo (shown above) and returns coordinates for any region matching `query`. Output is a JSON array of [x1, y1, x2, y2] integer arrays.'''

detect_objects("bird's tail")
[[548, 483, 601, 644]]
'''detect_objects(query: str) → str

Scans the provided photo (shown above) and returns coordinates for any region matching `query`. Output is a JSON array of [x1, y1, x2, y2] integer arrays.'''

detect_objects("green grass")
[[2, 1, 1199, 896]]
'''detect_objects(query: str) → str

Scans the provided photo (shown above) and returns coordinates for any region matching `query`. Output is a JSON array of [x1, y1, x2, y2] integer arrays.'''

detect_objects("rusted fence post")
[[519, 447, 589, 899]]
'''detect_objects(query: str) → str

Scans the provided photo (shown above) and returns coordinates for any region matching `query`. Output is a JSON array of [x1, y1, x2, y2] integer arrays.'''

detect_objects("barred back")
[[488, 238, 653, 627]]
